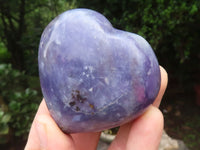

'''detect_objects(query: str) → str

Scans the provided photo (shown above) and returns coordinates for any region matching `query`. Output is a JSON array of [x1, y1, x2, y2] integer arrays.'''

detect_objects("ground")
[[161, 84, 200, 150]]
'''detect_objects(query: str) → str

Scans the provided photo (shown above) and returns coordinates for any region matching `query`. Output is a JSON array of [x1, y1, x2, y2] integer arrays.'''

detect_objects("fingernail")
[[35, 118, 47, 149]]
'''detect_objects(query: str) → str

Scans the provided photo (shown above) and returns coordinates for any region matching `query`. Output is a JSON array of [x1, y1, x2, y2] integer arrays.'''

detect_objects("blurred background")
[[0, 0, 199, 149]]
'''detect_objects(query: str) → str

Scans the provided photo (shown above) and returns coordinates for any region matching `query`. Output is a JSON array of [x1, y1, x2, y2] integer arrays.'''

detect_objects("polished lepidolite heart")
[[38, 8, 161, 133]]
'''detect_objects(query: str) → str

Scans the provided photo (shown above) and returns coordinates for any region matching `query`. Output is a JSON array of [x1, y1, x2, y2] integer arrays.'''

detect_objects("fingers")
[[153, 66, 168, 107], [25, 100, 75, 150], [108, 121, 132, 150], [108, 66, 167, 150], [71, 132, 101, 150], [109, 106, 164, 150], [126, 106, 164, 150], [25, 100, 101, 150]]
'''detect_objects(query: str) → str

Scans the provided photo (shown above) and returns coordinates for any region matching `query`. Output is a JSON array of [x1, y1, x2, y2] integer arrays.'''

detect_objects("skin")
[[25, 66, 168, 150]]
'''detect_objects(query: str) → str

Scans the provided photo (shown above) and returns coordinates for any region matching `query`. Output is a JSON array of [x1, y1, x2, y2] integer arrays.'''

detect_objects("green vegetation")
[[0, 0, 76, 74], [74, 0, 200, 86], [0, 43, 10, 63], [0, 64, 41, 144]]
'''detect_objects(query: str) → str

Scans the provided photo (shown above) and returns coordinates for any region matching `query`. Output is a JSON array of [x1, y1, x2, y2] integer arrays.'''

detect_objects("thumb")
[[37, 114, 75, 150], [25, 102, 75, 150]]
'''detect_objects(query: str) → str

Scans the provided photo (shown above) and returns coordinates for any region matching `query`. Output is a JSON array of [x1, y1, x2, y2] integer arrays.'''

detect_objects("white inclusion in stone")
[[88, 66, 94, 73], [41, 62, 44, 68], [40, 41, 44, 48], [55, 39, 61, 45], [48, 102, 52, 107], [84, 65, 94, 73], [86, 74, 90, 78], [147, 69, 151, 75], [82, 72, 86, 75], [72, 115, 81, 122], [147, 60, 153, 75], [84, 66, 88, 70], [43, 20, 60, 58], [104, 77, 109, 85], [64, 103, 68, 109], [89, 87, 93, 92], [50, 88, 54, 92], [116, 113, 121, 117], [91, 75, 95, 79]]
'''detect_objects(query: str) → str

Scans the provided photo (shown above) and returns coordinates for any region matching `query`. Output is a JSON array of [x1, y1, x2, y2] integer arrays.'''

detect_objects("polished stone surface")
[[38, 8, 161, 133]]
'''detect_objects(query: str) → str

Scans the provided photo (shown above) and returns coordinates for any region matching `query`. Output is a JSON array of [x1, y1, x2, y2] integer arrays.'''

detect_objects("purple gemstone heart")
[[38, 8, 161, 133]]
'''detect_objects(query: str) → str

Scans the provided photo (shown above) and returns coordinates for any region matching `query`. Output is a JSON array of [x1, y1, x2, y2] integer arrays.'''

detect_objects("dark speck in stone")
[[75, 106, 80, 111], [69, 101, 76, 107], [71, 90, 87, 103], [89, 104, 95, 109]]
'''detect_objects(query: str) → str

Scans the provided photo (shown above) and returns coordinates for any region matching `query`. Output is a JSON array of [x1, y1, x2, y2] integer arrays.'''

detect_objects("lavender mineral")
[[38, 8, 161, 133]]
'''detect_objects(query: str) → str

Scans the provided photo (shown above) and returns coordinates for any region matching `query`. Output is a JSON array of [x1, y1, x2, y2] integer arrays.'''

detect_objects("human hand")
[[25, 66, 168, 150]]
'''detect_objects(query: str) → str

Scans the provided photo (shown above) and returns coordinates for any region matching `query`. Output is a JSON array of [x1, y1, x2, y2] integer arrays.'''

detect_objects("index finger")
[[108, 66, 168, 150]]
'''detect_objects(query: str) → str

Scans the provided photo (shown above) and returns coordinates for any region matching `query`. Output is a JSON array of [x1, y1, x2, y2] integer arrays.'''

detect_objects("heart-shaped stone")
[[38, 8, 161, 133]]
